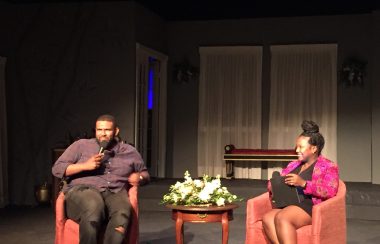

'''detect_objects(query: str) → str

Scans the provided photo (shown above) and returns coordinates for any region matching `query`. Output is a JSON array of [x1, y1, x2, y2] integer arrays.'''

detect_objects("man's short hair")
[[96, 114, 117, 127]]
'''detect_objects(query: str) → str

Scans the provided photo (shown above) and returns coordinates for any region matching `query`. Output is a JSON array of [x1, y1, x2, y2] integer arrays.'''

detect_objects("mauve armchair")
[[55, 173, 140, 244], [246, 180, 346, 244]]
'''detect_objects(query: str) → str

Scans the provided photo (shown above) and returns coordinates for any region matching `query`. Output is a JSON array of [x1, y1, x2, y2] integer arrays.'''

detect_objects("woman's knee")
[[262, 212, 271, 228], [274, 211, 289, 228], [275, 206, 311, 229], [262, 211, 276, 231]]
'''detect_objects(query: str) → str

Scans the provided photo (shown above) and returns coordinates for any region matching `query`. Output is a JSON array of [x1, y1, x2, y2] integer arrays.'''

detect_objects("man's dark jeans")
[[65, 185, 131, 244]]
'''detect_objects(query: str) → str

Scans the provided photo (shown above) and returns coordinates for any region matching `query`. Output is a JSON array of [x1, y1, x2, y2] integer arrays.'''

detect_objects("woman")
[[262, 120, 339, 244]]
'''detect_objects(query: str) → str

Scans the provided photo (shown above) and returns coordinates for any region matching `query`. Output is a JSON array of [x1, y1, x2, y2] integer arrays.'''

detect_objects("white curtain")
[[268, 44, 337, 178], [0, 56, 8, 207], [198, 46, 263, 178]]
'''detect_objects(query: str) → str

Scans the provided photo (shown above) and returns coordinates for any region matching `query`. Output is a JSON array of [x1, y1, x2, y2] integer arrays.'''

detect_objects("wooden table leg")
[[175, 211, 184, 244], [221, 211, 229, 244]]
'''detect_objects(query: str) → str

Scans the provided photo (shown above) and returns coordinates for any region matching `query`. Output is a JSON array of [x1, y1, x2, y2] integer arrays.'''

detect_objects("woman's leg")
[[274, 205, 312, 244], [262, 209, 282, 244]]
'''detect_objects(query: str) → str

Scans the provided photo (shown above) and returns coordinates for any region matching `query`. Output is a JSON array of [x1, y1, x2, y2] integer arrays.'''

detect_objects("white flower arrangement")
[[162, 171, 241, 206]]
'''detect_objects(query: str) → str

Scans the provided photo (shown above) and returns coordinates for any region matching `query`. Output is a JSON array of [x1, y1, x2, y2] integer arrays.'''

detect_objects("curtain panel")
[[268, 44, 338, 178], [198, 46, 263, 178]]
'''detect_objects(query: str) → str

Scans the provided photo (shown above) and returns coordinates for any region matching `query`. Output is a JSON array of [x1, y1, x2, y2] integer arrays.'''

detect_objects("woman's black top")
[[290, 162, 316, 216]]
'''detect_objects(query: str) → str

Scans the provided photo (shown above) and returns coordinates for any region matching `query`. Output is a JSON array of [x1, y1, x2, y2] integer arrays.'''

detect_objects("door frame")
[[135, 43, 168, 177]]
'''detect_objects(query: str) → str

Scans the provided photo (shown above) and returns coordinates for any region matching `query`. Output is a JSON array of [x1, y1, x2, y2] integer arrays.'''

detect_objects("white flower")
[[184, 170, 193, 183], [199, 189, 211, 201], [211, 179, 221, 188], [180, 186, 193, 199], [203, 182, 217, 195], [162, 171, 241, 206], [193, 179, 204, 188], [216, 197, 225, 206], [172, 194, 179, 203], [173, 181, 182, 189]]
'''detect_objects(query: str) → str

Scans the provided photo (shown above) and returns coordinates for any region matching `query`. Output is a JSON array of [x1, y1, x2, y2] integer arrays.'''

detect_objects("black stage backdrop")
[[0, 1, 166, 205]]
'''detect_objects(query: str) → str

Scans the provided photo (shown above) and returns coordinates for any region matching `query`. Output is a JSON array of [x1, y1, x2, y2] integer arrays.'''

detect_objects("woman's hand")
[[285, 173, 306, 187]]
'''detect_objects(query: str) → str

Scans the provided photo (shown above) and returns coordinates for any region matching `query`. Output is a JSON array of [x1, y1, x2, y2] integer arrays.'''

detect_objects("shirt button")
[[107, 181, 110, 184]]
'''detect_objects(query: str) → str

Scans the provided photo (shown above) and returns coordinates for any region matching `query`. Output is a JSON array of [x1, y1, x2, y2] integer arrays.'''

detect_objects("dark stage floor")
[[1, 179, 380, 243], [0, 206, 380, 244]]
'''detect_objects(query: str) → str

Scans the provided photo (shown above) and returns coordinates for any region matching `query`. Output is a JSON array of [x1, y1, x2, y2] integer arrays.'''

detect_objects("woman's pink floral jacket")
[[268, 155, 339, 205]]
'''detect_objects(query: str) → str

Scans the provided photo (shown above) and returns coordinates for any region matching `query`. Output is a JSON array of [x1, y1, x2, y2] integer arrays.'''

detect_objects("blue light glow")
[[148, 57, 154, 110]]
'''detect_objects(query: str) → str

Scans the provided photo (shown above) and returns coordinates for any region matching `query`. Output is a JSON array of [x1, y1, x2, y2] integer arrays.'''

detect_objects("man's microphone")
[[98, 140, 110, 154]]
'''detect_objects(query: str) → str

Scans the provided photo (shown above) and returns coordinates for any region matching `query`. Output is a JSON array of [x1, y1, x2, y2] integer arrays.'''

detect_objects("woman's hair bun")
[[301, 120, 319, 133]]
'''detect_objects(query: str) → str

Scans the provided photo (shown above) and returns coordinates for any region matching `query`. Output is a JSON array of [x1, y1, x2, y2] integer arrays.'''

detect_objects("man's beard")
[[96, 137, 115, 147], [96, 134, 113, 142]]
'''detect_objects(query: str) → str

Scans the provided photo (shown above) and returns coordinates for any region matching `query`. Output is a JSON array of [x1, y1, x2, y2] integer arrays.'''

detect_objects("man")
[[52, 114, 149, 244]]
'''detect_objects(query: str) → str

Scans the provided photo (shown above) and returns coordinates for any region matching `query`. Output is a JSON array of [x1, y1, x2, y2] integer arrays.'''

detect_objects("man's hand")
[[128, 172, 141, 185], [81, 154, 103, 171], [284, 173, 306, 187], [65, 154, 103, 176]]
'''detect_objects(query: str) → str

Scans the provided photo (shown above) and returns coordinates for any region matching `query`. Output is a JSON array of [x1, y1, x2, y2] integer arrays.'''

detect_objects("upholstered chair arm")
[[55, 192, 67, 244], [246, 192, 272, 225], [125, 173, 140, 244], [311, 181, 346, 244]]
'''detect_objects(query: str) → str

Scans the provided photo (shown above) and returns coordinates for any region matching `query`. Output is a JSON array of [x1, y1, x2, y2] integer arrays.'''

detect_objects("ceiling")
[[136, 0, 379, 21], [4, 0, 380, 21]]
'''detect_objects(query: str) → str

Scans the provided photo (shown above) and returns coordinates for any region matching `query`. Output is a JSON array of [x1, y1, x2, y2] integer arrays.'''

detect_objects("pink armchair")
[[55, 174, 140, 244], [246, 180, 346, 244]]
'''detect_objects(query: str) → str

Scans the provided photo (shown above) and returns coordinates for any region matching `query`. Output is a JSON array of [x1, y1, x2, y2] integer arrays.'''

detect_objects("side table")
[[166, 204, 238, 244]]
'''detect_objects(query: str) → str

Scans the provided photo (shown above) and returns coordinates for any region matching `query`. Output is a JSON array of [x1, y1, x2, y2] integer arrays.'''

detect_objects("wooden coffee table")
[[166, 204, 239, 244]]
